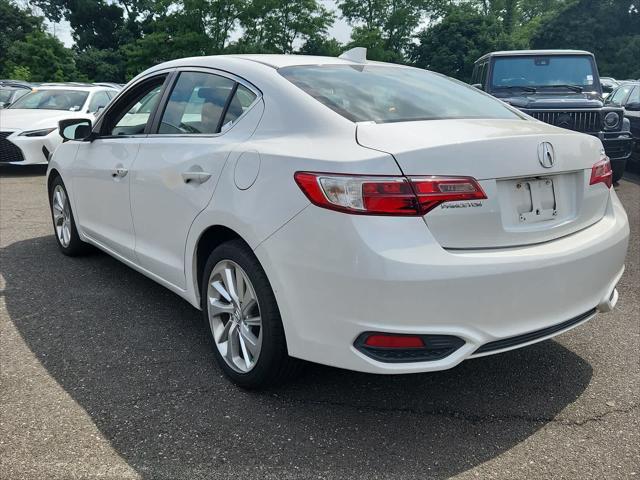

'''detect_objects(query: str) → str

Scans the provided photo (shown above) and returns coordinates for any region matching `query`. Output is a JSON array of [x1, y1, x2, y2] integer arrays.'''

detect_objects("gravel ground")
[[1, 165, 638, 480]]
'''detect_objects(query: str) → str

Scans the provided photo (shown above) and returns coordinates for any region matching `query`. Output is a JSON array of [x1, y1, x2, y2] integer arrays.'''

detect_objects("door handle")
[[112, 167, 128, 178], [182, 171, 212, 184]]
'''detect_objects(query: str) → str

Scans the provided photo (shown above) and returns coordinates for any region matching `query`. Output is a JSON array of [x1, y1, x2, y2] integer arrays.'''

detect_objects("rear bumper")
[[256, 189, 629, 374]]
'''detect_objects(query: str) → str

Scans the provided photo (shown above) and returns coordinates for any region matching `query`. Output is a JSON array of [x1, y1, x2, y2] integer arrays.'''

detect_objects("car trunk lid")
[[356, 119, 610, 248]]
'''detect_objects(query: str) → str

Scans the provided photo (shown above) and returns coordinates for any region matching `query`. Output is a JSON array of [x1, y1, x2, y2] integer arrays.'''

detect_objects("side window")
[[220, 84, 257, 131], [158, 72, 236, 134], [471, 64, 479, 84], [87, 91, 110, 113], [103, 77, 166, 136], [626, 86, 639, 105], [608, 85, 633, 106]]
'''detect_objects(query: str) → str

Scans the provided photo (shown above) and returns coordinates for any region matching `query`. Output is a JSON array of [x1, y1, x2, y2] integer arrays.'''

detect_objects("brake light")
[[589, 157, 613, 188], [294, 172, 486, 216]]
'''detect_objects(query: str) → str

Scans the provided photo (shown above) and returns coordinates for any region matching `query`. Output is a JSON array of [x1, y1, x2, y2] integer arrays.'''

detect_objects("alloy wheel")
[[207, 260, 263, 373], [52, 185, 71, 248]]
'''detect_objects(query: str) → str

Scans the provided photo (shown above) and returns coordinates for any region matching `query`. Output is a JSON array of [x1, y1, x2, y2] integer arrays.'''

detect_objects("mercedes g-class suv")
[[472, 50, 633, 183]]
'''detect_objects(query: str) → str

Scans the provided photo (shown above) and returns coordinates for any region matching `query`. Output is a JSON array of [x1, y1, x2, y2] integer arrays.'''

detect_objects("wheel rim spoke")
[[207, 260, 263, 373], [52, 186, 71, 247]]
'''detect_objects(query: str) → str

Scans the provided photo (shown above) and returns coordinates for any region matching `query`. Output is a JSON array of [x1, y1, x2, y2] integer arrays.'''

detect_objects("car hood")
[[495, 93, 604, 109], [0, 109, 92, 132]]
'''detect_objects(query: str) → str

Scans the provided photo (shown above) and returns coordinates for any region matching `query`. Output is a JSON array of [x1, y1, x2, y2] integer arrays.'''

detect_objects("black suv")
[[472, 50, 633, 183]]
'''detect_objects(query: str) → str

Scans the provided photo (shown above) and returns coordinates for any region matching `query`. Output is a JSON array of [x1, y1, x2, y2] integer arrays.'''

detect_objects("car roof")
[[161, 53, 400, 70], [475, 49, 593, 63], [29, 85, 118, 92]]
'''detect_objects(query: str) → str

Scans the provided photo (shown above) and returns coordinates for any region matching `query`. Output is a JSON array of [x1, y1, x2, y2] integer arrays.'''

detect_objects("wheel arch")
[[193, 224, 251, 305], [47, 168, 61, 196]]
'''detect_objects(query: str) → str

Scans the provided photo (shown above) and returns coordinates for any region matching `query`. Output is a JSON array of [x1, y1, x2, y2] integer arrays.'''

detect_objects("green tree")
[[75, 47, 126, 82], [4, 30, 79, 81], [0, 0, 42, 76], [239, 0, 334, 53], [338, 0, 435, 61], [530, 0, 640, 78], [411, 4, 517, 80], [299, 35, 343, 56], [8, 65, 32, 81]]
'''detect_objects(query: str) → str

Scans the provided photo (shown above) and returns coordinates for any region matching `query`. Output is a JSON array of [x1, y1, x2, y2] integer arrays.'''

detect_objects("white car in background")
[[47, 51, 629, 388], [0, 84, 119, 165]]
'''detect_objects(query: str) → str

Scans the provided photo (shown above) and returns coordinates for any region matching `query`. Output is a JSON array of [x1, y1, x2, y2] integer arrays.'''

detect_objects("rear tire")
[[49, 176, 91, 256], [201, 239, 303, 389]]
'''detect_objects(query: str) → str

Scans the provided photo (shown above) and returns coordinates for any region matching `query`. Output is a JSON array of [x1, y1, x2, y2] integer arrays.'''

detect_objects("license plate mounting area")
[[517, 178, 557, 223]]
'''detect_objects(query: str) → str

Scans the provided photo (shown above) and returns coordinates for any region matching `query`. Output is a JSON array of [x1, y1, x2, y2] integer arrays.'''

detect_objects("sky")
[[38, 0, 354, 48]]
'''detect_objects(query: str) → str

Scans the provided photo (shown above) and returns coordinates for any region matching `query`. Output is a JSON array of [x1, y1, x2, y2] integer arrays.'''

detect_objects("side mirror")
[[602, 85, 614, 94], [95, 106, 105, 115], [471, 83, 483, 90], [59, 118, 93, 141], [625, 102, 640, 111]]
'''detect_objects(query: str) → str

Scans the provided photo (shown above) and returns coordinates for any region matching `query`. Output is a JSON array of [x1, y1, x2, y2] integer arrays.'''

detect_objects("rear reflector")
[[589, 157, 613, 188], [294, 172, 486, 216], [364, 334, 425, 348], [355, 332, 466, 363]]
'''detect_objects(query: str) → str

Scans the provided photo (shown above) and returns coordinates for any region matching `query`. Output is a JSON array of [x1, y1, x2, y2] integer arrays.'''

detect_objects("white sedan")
[[0, 85, 119, 165], [47, 51, 629, 388]]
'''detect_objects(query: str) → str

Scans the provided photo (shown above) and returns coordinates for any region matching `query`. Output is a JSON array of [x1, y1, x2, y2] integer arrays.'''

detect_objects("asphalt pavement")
[[1, 165, 638, 479]]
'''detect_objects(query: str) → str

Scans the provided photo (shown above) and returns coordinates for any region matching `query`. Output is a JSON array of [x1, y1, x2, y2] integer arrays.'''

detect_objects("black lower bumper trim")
[[354, 333, 465, 363], [474, 308, 597, 355]]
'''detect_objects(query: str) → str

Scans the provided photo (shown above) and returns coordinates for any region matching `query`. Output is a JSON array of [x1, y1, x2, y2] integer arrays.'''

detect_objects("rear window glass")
[[279, 65, 520, 123]]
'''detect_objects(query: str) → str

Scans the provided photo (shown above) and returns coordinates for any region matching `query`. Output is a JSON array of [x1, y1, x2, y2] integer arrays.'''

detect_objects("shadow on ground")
[[2, 235, 592, 479], [0, 165, 47, 177]]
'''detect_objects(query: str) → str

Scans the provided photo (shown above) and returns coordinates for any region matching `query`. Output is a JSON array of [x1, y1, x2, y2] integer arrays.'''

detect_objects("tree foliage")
[[1, 0, 639, 83], [4, 30, 79, 82]]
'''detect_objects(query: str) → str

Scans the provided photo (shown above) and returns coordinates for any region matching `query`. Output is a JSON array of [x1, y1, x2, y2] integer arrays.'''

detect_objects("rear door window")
[[158, 72, 236, 134]]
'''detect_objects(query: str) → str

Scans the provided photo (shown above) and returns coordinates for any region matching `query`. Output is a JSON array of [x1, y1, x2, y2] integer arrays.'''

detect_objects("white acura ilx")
[[47, 51, 629, 388]]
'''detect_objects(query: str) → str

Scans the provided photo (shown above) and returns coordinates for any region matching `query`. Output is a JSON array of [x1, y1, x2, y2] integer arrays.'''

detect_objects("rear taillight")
[[589, 157, 613, 189], [294, 172, 486, 216]]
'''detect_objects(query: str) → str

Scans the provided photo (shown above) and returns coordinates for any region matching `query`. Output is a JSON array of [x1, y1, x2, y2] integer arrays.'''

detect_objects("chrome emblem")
[[538, 142, 555, 168]]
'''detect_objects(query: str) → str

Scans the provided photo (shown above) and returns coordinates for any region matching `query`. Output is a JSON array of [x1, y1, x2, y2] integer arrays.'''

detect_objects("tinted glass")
[[159, 72, 236, 134], [220, 84, 257, 130], [491, 56, 596, 89], [608, 84, 634, 106], [88, 90, 110, 113], [279, 65, 519, 123], [9, 89, 89, 111], [0, 89, 14, 103], [110, 84, 163, 136]]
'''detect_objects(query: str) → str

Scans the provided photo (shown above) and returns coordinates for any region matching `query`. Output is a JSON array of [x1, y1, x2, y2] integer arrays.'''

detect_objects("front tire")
[[201, 240, 302, 388], [49, 176, 90, 256]]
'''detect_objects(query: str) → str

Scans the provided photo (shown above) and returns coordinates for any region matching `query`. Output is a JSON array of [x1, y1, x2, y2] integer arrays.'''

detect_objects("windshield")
[[491, 55, 598, 90], [0, 89, 14, 103], [280, 65, 520, 123], [9, 89, 89, 111]]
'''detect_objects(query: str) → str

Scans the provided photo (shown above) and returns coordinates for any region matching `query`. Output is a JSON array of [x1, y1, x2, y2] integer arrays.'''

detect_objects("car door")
[[72, 74, 170, 260], [130, 69, 262, 289], [625, 86, 640, 142]]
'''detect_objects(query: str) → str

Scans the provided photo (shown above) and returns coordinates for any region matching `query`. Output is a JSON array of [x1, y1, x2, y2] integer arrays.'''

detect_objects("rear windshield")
[[279, 65, 520, 123]]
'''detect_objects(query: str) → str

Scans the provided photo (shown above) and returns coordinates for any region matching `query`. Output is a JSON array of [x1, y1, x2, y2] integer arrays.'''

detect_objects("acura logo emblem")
[[538, 142, 555, 168]]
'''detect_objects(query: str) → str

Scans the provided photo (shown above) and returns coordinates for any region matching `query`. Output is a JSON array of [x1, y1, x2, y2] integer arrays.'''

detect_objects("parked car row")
[[0, 83, 121, 165], [471, 50, 635, 183], [605, 81, 640, 166]]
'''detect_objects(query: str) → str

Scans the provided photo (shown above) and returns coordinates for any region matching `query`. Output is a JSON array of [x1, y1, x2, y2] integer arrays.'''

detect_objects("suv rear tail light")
[[294, 172, 486, 216], [589, 156, 613, 188]]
